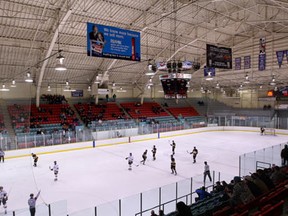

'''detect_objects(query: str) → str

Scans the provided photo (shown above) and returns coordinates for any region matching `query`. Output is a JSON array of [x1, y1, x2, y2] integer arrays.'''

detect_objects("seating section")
[[164, 168, 288, 216], [168, 107, 199, 118], [120, 102, 170, 119], [74, 103, 127, 126], [0, 114, 7, 135], [8, 104, 80, 135]]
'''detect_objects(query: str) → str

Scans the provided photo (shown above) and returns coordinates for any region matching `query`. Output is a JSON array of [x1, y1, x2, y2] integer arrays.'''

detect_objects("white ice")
[[0, 131, 287, 214]]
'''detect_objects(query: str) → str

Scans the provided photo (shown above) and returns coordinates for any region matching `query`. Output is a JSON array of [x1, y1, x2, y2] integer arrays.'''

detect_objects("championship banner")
[[87, 22, 141, 61], [244, 56, 251, 69], [259, 54, 266, 71], [258, 37, 266, 71], [206, 44, 232, 69], [276, 51, 284, 68], [235, 57, 241, 70]]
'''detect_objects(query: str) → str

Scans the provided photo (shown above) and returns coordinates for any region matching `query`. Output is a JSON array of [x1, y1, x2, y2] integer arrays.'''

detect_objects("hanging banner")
[[87, 22, 141, 61], [286, 50, 288, 63], [235, 57, 241, 70], [258, 54, 266, 71], [206, 44, 232, 69], [244, 56, 251, 69], [276, 51, 284, 68], [258, 37, 266, 71]]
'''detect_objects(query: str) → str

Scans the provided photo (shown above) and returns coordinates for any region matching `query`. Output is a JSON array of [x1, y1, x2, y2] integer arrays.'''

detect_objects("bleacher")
[[0, 114, 7, 135], [164, 170, 288, 216], [120, 102, 170, 119], [8, 103, 80, 148], [74, 102, 127, 125], [168, 107, 199, 118]]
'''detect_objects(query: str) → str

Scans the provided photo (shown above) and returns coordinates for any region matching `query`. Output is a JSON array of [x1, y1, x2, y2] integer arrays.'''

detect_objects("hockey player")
[[190, 147, 198, 163], [260, 127, 265, 135], [141, 150, 148, 165], [28, 191, 40, 216], [171, 140, 176, 155], [31, 153, 38, 167], [0, 149, 5, 163], [125, 153, 134, 170], [50, 161, 59, 181], [171, 157, 177, 175], [0, 186, 8, 214], [151, 145, 157, 161]]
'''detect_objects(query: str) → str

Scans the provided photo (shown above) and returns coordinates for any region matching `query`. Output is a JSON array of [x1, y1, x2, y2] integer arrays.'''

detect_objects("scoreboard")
[[159, 73, 192, 99]]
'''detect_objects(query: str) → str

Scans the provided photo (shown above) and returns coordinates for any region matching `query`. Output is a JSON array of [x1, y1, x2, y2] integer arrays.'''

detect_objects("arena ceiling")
[[1, 0, 288, 94]]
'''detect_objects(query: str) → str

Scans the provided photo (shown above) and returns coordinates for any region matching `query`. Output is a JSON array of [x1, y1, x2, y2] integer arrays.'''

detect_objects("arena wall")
[[5, 126, 288, 159]]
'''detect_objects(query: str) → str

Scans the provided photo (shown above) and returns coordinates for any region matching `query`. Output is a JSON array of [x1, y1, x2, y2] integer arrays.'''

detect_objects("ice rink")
[[1, 130, 287, 214]]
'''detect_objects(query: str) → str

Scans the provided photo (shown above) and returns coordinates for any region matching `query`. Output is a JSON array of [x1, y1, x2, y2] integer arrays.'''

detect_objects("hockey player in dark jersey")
[[141, 150, 148, 165], [171, 157, 177, 175], [171, 140, 176, 155], [31, 153, 38, 167], [190, 147, 198, 163], [0, 186, 8, 214], [151, 145, 157, 160]]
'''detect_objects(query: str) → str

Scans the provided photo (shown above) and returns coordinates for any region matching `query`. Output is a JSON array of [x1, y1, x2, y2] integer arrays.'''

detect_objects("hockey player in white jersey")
[[125, 153, 134, 170], [0, 186, 8, 214], [50, 161, 59, 181]]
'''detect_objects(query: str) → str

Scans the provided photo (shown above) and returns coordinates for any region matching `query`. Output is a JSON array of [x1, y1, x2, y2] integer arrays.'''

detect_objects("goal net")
[[264, 128, 276, 136]]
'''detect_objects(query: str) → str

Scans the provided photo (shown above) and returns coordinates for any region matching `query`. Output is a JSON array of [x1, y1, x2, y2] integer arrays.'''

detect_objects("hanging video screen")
[[161, 79, 188, 99]]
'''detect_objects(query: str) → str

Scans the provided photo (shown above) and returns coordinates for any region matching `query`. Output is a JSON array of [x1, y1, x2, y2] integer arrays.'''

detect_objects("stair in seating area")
[[66, 99, 85, 127], [0, 99, 16, 150]]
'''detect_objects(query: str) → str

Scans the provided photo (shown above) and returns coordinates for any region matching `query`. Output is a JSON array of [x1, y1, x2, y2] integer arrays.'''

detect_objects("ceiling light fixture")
[[87, 85, 91, 92], [10, 79, 16, 87], [55, 9, 67, 71], [25, 72, 33, 83], [205, 71, 214, 81], [94, 75, 100, 84], [244, 72, 250, 84], [55, 53, 67, 71], [0, 84, 10, 92], [270, 75, 276, 86], [145, 63, 156, 76], [47, 84, 51, 92], [117, 87, 127, 93]]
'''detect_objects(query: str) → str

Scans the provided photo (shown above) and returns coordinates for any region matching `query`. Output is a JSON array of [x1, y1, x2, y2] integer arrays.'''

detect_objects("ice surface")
[[0, 131, 287, 214]]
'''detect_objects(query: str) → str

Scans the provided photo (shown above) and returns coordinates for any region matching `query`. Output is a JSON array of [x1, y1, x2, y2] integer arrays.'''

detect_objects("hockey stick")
[[186, 150, 191, 154]]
